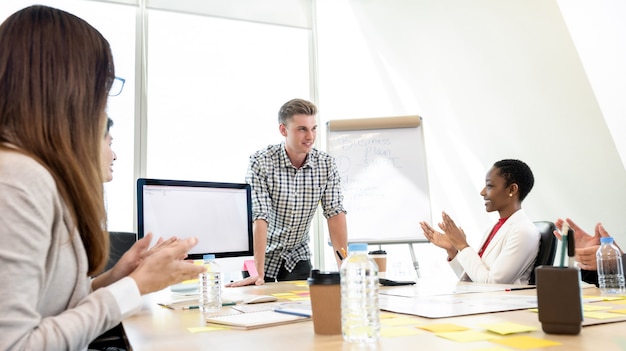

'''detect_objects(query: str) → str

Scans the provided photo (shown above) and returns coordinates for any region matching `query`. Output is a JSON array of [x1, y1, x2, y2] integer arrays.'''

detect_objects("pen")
[[158, 301, 236, 310], [505, 286, 536, 292], [336, 250, 344, 261], [158, 304, 200, 310], [273, 308, 312, 318]]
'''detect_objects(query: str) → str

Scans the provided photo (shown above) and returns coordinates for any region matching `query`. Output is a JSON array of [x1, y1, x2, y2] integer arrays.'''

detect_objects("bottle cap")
[[203, 254, 216, 260], [307, 269, 340, 285], [600, 237, 614, 244], [348, 243, 368, 252]]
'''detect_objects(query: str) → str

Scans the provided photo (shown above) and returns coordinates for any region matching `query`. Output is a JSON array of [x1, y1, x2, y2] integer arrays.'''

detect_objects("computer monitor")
[[136, 178, 253, 259]]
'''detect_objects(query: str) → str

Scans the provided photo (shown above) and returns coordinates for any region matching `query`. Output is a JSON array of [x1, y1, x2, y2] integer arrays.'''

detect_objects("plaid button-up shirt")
[[246, 142, 346, 279]]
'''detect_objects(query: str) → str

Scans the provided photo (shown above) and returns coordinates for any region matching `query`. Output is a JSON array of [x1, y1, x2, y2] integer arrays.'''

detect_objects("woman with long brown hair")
[[0, 5, 205, 350]]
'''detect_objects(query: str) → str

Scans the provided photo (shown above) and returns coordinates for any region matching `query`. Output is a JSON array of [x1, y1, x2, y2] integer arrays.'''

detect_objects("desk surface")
[[122, 280, 626, 351]]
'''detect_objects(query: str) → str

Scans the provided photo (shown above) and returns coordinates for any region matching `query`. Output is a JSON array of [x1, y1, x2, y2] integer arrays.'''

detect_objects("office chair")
[[105, 231, 137, 272], [529, 221, 558, 285], [90, 231, 137, 351]]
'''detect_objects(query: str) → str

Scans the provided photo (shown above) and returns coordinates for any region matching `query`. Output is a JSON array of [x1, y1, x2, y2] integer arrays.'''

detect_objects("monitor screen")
[[136, 178, 253, 259]]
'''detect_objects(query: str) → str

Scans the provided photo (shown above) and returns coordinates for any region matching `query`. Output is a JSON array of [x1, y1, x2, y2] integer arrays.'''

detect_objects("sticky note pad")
[[243, 260, 258, 276], [491, 335, 561, 349], [435, 330, 499, 342], [582, 304, 611, 311], [585, 311, 624, 320], [480, 322, 537, 335], [381, 317, 422, 327], [418, 323, 469, 333]]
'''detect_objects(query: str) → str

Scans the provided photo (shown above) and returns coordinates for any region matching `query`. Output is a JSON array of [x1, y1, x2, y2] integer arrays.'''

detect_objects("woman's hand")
[[129, 237, 206, 295], [421, 219, 458, 261], [108, 233, 178, 282], [438, 212, 470, 251]]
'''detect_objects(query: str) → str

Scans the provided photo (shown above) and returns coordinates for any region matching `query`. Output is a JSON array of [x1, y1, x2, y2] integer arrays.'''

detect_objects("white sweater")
[[0, 149, 142, 351]]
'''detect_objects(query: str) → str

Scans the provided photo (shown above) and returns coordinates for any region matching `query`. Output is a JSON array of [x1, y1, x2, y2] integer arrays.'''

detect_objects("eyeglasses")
[[109, 76, 125, 96]]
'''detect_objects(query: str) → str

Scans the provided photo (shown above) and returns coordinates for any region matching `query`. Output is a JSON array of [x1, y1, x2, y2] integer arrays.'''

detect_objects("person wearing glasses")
[[0, 6, 205, 350], [102, 117, 118, 183], [420, 159, 540, 284], [228, 98, 348, 287]]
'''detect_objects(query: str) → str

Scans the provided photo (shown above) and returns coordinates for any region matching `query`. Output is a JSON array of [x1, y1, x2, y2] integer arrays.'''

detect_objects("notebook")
[[205, 310, 310, 329]]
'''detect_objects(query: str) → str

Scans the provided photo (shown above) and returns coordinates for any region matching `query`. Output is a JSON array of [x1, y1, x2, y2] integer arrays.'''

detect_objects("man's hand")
[[226, 275, 265, 287], [554, 218, 615, 271]]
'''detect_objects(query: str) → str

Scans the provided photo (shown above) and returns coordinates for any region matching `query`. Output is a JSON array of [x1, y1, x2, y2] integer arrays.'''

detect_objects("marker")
[[336, 250, 344, 261], [559, 223, 569, 268], [567, 227, 575, 267], [340, 247, 347, 258]]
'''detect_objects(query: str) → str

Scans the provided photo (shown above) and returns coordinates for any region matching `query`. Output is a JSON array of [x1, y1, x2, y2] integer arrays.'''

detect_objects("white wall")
[[315, 0, 626, 276]]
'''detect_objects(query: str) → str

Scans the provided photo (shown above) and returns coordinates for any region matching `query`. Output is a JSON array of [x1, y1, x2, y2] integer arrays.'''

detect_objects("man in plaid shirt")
[[229, 98, 348, 286]]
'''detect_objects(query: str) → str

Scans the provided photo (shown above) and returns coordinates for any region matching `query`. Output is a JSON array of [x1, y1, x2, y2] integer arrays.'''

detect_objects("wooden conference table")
[[122, 279, 626, 351]]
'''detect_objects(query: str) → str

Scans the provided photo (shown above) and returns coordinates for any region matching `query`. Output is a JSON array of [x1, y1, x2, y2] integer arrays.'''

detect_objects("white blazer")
[[449, 209, 540, 285]]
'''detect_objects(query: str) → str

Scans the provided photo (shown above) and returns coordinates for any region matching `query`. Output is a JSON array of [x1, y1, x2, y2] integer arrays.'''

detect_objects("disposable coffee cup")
[[307, 269, 341, 335], [368, 250, 387, 278]]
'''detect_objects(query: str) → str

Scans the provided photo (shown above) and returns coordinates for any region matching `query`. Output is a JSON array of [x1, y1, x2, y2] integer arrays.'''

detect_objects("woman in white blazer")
[[420, 159, 540, 285]]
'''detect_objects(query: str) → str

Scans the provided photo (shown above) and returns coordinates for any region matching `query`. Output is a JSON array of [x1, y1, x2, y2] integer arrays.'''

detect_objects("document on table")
[[205, 309, 310, 329], [379, 293, 538, 318], [380, 281, 535, 298]]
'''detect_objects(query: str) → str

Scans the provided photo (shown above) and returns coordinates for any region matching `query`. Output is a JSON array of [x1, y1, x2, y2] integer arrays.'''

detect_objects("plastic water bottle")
[[199, 254, 222, 312], [596, 237, 625, 295], [340, 243, 380, 343]]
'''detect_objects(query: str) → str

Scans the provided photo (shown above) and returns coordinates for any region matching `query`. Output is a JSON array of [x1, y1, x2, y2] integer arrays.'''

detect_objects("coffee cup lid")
[[307, 269, 340, 285]]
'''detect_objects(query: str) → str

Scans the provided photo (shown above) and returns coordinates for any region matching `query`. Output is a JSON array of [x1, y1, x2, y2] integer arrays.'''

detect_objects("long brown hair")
[[0, 5, 114, 275]]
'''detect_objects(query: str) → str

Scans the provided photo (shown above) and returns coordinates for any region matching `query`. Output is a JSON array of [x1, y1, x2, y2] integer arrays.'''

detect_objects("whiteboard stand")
[[349, 239, 429, 279], [327, 115, 432, 279], [408, 243, 421, 278]]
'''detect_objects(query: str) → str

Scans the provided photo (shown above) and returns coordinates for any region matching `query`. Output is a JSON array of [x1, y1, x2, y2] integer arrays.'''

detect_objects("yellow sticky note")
[[419, 323, 470, 333], [582, 295, 604, 302], [380, 312, 397, 319], [609, 308, 626, 314], [491, 335, 561, 349], [187, 326, 228, 333], [435, 331, 499, 342], [480, 322, 537, 335], [286, 296, 310, 301], [470, 347, 515, 351], [585, 311, 624, 319], [582, 304, 611, 311], [272, 293, 295, 297], [598, 296, 626, 301], [381, 317, 422, 327], [380, 326, 424, 338]]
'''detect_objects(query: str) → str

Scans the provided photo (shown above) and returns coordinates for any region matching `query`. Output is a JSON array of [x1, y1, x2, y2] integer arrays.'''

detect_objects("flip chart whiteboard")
[[326, 116, 430, 243]]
